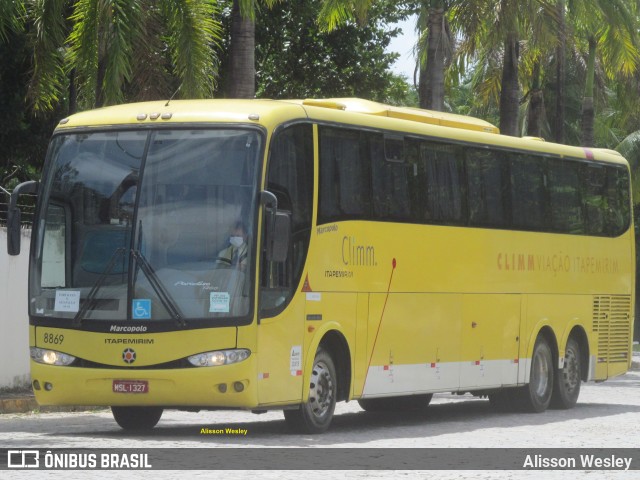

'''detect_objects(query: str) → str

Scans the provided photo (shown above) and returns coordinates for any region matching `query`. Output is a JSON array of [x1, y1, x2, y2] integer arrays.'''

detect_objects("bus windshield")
[[30, 128, 262, 324]]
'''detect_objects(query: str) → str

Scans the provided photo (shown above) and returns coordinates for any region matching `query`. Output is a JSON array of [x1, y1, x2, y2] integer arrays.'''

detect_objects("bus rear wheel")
[[358, 394, 433, 412], [550, 337, 581, 409], [284, 348, 337, 434], [512, 336, 554, 413], [111, 406, 163, 430]]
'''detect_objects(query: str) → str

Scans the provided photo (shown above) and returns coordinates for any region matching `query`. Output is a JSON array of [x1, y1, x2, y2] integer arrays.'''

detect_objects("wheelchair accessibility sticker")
[[132, 299, 151, 320]]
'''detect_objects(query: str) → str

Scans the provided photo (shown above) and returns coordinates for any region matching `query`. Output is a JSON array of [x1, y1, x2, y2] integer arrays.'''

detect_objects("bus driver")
[[216, 221, 248, 270]]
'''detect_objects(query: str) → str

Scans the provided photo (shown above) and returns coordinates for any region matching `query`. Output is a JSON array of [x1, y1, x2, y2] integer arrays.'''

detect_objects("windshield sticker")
[[54, 290, 80, 313], [132, 299, 152, 320], [290, 346, 302, 376], [210, 292, 230, 313]]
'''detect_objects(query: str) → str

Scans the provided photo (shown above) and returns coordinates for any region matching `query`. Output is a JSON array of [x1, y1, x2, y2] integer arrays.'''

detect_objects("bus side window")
[[584, 164, 606, 235], [318, 127, 371, 222], [371, 134, 411, 221], [605, 167, 630, 236], [260, 123, 313, 315], [548, 160, 585, 234], [510, 154, 546, 231], [466, 148, 509, 228], [419, 141, 464, 225]]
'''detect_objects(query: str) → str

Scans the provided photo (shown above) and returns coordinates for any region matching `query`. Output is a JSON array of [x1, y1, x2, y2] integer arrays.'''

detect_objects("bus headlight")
[[30, 347, 76, 366], [188, 349, 250, 367]]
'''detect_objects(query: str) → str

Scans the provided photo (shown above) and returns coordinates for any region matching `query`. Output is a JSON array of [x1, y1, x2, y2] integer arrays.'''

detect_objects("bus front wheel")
[[513, 336, 554, 413], [284, 348, 337, 434], [111, 406, 163, 430], [550, 337, 581, 409]]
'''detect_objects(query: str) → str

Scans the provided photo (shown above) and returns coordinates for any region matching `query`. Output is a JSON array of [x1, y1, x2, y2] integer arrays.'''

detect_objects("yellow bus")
[[7, 98, 634, 433]]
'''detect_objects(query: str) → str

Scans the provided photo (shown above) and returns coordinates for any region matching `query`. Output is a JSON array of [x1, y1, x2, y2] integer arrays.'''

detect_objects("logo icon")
[[122, 348, 136, 364], [7, 450, 40, 468], [132, 299, 151, 320]]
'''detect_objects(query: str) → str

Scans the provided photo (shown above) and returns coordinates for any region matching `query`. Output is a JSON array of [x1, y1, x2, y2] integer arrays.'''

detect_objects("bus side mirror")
[[7, 208, 22, 256], [7, 180, 38, 256], [260, 190, 291, 262]]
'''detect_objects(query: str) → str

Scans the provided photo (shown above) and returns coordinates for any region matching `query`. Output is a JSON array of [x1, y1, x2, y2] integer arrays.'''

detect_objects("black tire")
[[550, 337, 581, 409], [358, 394, 433, 412], [111, 406, 163, 430], [284, 348, 337, 434], [512, 336, 554, 413]]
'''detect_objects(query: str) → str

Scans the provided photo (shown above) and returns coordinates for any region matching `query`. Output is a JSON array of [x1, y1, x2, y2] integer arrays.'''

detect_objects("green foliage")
[[616, 130, 640, 205], [255, 0, 414, 105], [0, 30, 60, 186], [3, 0, 640, 189], [317, 0, 374, 31], [0, 0, 25, 42], [162, 0, 221, 99], [26, 0, 68, 112], [28, 0, 220, 111], [66, 0, 142, 107]]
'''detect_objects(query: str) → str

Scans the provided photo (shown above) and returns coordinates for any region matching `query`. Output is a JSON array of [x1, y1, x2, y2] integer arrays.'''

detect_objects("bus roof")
[[296, 98, 500, 134], [55, 98, 628, 167]]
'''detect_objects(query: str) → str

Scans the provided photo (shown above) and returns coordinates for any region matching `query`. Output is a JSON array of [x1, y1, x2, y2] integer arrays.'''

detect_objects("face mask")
[[229, 236, 244, 248]]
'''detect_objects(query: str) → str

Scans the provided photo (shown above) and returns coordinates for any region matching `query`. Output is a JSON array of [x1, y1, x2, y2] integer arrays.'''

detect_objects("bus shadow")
[[305, 399, 640, 446], [51, 396, 640, 446]]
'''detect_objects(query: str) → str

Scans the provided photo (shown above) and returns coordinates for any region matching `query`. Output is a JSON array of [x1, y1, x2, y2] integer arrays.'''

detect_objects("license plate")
[[112, 380, 149, 394]]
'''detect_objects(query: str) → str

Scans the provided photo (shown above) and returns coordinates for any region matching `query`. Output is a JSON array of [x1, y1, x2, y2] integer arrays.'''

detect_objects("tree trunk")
[[581, 96, 595, 147], [418, 61, 428, 109], [499, 34, 520, 137], [554, 0, 566, 144], [527, 62, 544, 138], [68, 68, 77, 115], [95, 57, 106, 108], [421, 2, 445, 111], [580, 37, 597, 147], [227, 0, 255, 98]]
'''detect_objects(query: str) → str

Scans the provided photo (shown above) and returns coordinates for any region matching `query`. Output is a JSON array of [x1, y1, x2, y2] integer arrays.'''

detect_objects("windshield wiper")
[[73, 247, 126, 326], [131, 249, 186, 327]]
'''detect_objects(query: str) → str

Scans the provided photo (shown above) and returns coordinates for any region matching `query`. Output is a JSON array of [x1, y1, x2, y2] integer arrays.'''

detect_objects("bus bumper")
[[29, 357, 259, 409]]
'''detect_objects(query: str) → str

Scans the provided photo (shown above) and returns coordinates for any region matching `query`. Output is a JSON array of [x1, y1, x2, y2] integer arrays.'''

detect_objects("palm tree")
[[416, 0, 453, 110], [318, 0, 454, 111], [317, 0, 371, 31], [27, 0, 70, 112], [519, 1, 561, 138], [616, 130, 640, 204], [451, 0, 531, 136], [523, 60, 545, 137], [226, 0, 255, 98], [226, 0, 289, 98], [554, 0, 566, 143], [452, 0, 566, 137], [27, 0, 220, 112], [0, 0, 24, 42], [568, 0, 639, 147]]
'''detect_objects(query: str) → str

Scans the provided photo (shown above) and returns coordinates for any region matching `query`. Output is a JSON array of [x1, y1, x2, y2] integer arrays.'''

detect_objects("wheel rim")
[[308, 360, 334, 419], [532, 348, 550, 398], [562, 346, 580, 392]]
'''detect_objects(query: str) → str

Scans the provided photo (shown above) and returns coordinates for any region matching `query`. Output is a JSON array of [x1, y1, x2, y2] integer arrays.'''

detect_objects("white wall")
[[0, 227, 32, 389]]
